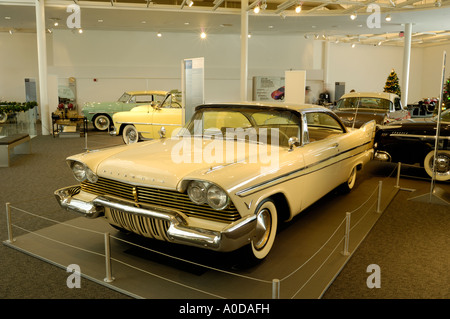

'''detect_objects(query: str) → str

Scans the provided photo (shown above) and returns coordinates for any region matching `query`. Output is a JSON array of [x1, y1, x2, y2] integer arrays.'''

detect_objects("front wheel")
[[0, 112, 7, 123], [249, 199, 278, 260], [424, 150, 450, 181], [122, 124, 140, 144], [93, 114, 111, 131]]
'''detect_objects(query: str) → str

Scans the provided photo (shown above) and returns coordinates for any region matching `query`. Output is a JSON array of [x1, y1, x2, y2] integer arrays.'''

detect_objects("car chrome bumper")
[[374, 150, 391, 162], [54, 186, 256, 252]]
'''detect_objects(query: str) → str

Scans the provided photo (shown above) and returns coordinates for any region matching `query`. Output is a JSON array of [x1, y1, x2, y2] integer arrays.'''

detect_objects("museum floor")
[[0, 128, 449, 300]]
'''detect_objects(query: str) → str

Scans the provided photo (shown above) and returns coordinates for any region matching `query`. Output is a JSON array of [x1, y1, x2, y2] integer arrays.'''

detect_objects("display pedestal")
[[3, 163, 400, 299]]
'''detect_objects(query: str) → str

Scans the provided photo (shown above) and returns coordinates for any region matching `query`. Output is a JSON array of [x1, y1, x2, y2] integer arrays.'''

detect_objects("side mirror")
[[288, 136, 300, 151]]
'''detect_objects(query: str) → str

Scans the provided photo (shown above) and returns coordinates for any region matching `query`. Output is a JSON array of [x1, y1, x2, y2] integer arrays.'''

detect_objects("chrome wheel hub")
[[254, 209, 271, 251]]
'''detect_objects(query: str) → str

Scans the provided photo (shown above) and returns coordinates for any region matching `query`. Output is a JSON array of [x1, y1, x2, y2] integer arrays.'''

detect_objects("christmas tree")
[[383, 69, 401, 97]]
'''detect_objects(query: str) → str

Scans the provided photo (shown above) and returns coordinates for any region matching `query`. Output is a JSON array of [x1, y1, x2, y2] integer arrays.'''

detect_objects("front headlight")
[[70, 161, 98, 183], [187, 180, 208, 205], [187, 180, 230, 210], [71, 162, 87, 182], [206, 185, 230, 210]]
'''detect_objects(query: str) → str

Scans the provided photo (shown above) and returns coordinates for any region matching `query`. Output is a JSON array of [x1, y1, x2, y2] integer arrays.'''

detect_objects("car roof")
[[196, 101, 330, 113], [125, 90, 169, 95], [340, 92, 399, 100]]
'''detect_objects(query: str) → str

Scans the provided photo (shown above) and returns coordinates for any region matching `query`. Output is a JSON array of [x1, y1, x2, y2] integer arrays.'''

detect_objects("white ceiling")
[[1, 0, 450, 46]]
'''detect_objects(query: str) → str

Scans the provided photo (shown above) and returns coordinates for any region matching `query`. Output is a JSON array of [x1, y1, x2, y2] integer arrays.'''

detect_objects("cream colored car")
[[55, 102, 375, 260], [112, 92, 183, 144]]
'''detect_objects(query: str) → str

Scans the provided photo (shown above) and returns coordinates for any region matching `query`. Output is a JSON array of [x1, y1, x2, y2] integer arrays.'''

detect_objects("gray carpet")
[[1, 129, 449, 299]]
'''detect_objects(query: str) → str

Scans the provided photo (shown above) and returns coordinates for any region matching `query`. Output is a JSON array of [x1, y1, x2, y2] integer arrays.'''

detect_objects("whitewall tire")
[[424, 150, 450, 181], [250, 199, 278, 260], [122, 124, 139, 144], [341, 166, 357, 193], [0, 112, 7, 123], [93, 114, 111, 131]]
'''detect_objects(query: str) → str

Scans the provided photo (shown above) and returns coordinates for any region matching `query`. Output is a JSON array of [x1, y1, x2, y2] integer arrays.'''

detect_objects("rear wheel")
[[249, 199, 278, 260], [340, 166, 357, 193], [93, 114, 111, 131], [424, 150, 450, 181], [122, 124, 140, 144]]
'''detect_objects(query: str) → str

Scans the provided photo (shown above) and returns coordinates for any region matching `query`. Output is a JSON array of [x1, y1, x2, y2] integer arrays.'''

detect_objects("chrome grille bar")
[[81, 177, 240, 223]]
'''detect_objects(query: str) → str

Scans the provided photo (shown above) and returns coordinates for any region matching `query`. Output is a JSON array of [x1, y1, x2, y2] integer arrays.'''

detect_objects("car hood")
[[68, 137, 286, 192]]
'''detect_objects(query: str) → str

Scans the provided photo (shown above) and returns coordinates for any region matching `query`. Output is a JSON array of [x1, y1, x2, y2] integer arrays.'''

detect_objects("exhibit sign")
[[182, 57, 205, 125], [252, 76, 285, 101], [285, 70, 306, 104]]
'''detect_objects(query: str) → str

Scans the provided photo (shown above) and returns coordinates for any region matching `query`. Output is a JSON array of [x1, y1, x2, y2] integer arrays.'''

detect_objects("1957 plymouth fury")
[[55, 103, 375, 260]]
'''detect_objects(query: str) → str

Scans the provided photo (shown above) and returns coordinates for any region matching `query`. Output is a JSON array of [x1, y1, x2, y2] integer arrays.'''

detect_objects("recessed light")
[[5, 17, 11, 20], [98, 19, 104, 23], [268, 25, 274, 29], [141, 21, 146, 24]]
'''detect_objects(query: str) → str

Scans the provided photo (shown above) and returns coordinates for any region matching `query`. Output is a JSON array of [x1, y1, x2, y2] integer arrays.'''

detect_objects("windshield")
[[336, 97, 391, 111], [118, 93, 131, 103], [179, 107, 301, 147]]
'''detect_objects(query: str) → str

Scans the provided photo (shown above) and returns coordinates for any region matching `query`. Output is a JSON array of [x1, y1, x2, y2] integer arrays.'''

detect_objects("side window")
[[306, 112, 345, 141], [135, 95, 153, 103], [394, 98, 402, 111]]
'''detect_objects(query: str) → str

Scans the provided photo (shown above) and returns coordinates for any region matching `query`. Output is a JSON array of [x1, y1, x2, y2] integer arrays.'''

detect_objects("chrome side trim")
[[236, 142, 373, 197], [390, 133, 450, 140], [115, 121, 181, 126]]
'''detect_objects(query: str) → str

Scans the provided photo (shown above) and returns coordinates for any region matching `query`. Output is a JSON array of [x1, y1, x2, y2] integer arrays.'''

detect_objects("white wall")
[[421, 44, 450, 99], [1, 28, 445, 112], [0, 32, 39, 101], [327, 42, 424, 104]]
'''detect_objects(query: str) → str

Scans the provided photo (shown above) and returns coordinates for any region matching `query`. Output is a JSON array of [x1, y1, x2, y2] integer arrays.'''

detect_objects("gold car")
[[55, 102, 375, 260], [112, 92, 183, 144]]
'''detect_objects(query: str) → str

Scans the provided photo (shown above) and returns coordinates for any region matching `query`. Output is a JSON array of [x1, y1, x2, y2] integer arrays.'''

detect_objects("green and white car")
[[82, 90, 169, 131]]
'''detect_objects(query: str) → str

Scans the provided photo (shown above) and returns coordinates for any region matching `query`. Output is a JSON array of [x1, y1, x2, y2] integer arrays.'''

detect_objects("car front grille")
[[81, 177, 241, 223], [107, 207, 171, 241]]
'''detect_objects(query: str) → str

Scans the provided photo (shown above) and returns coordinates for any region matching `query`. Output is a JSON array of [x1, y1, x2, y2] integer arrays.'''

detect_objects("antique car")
[[374, 108, 450, 181], [112, 91, 183, 144], [334, 92, 410, 128], [54, 102, 375, 260], [82, 90, 169, 131]]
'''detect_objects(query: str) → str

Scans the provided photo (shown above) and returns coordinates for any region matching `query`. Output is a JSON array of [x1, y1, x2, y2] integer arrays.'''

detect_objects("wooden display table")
[[52, 116, 87, 138]]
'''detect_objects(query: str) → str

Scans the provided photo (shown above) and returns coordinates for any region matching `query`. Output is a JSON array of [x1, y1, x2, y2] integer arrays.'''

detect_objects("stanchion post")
[[84, 125, 88, 150], [272, 279, 280, 299], [104, 232, 114, 283], [5, 202, 14, 243], [342, 212, 351, 256], [377, 181, 383, 213], [396, 162, 402, 188]]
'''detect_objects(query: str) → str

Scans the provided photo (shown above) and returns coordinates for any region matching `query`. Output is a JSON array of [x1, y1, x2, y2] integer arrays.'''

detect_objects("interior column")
[[240, 0, 249, 101], [401, 23, 412, 107], [35, 0, 50, 135]]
